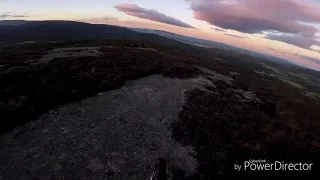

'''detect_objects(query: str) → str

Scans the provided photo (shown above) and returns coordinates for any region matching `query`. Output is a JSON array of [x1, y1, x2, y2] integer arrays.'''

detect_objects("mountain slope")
[[0, 20, 27, 26], [0, 20, 201, 51], [0, 21, 144, 42], [132, 28, 298, 66], [132, 28, 232, 49]]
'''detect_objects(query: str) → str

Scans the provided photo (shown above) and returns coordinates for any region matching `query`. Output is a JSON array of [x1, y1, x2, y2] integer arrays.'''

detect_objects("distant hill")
[[132, 28, 296, 66], [0, 20, 26, 26], [0, 20, 316, 71], [0, 20, 199, 51], [0, 20, 146, 43], [132, 28, 233, 49]]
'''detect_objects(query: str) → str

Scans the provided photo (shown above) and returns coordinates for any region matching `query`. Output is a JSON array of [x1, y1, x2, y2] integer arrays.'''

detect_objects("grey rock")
[[0, 75, 212, 180]]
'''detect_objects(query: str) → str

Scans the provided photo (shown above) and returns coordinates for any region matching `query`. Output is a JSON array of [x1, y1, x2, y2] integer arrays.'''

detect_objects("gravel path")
[[0, 75, 213, 180]]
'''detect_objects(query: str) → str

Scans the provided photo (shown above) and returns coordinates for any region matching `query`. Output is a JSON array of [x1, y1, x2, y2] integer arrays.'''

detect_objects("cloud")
[[266, 34, 320, 50], [267, 47, 276, 51], [188, 0, 320, 51], [189, 0, 320, 37], [311, 45, 320, 52], [296, 55, 320, 66], [224, 33, 248, 39], [211, 27, 225, 32], [84, 16, 119, 24], [115, 3, 195, 28], [0, 12, 28, 19]]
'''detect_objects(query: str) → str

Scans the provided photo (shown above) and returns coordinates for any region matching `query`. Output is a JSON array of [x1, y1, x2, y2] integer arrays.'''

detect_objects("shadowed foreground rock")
[[172, 80, 320, 179], [0, 75, 213, 180]]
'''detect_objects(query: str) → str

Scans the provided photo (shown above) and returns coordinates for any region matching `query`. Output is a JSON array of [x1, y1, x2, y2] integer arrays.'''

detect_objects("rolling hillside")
[[0, 20, 142, 42]]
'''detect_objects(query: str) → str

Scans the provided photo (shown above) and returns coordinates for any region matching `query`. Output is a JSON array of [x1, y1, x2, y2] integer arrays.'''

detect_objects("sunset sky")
[[1, 0, 320, 70]]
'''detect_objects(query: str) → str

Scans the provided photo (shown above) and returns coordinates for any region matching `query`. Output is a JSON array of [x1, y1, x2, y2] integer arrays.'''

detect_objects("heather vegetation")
[[1, 37, 319, 179]]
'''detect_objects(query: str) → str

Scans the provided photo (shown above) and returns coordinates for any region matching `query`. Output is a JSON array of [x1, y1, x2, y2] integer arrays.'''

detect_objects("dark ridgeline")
[[0, 20, 141, 42]]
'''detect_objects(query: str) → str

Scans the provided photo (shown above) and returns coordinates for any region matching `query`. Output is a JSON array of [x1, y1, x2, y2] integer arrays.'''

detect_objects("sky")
[[1, 0, 320, 70]]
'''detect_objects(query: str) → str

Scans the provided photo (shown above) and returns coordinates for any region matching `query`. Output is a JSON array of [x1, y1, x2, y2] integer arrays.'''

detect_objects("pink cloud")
[[190, 0, 319, 36], [114, 4, 195, 29], [294, 54, 320, 66], [266, 34, 320, 49], [188, 0, 320, 51]]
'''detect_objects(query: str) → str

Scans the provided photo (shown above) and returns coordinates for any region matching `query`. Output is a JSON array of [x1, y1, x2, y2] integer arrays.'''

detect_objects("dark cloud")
[[267, 47, 276, 51], [0, 12, 28, 19], [115, 4, 195, 28], [224, 33, 248, 39], [211, 27, 225, 32], [266, 34, 320, 50]]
